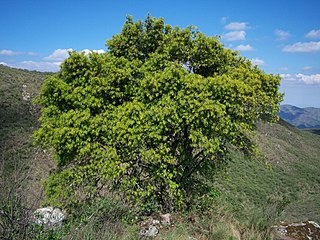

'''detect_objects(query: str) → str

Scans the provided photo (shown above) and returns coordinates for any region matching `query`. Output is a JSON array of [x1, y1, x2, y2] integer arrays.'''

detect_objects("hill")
[[1, 64, 320, 239], [218, 119, 320, 223], [0, 64, 51, 135], [0, 65, 53, 239], [0, 65, 51, 179], [279, 104, 320, 129]]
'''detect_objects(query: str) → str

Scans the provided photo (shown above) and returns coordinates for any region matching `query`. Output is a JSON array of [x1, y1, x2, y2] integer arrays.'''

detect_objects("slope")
[[217, 118, 320, 224], [0, 65, 51, 181]]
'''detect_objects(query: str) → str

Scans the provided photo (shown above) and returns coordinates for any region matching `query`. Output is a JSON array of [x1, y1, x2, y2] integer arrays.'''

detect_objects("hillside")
[[217, 119, 320, 223], [0, 65, 51, 179], [1, 65, 320, 239], [0, 64, 51, 136], [0, 65, 53, 239], [279, 104, 320, 129]]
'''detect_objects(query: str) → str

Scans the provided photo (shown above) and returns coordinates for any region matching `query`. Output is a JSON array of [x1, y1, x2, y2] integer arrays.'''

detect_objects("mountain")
[[279, 104, 320, 129]]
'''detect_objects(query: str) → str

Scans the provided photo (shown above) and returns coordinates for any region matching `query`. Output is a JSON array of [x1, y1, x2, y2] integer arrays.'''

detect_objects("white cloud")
[[81, 49, 105, 55], [275, 29, 291, 41], [44, 48, 73, 61], [296, 73, 320, 84], [44, 48, 105, 61], [281, 73, 320, 84], [280, 74, 296, 81], [11, 61, 61, 72], [251, 58, 264, 66], [2, 48, 106, 72], [282, 41, 320, 52], [0, 50, 38, 56], [223, 31, 246, 41], [94, 49, 105, 54], [225, 22, 248, 30], [0, 50, 21, 56], [305, 29, 320, 39], [235, 44, 254, 51]]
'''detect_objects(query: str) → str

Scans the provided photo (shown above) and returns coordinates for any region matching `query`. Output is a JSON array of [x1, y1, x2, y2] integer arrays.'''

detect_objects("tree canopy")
[[34, 15, 282, 210]]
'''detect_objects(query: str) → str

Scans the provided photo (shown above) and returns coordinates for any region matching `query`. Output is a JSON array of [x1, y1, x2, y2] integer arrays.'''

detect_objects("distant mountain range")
[[279, 104, 320, 129]]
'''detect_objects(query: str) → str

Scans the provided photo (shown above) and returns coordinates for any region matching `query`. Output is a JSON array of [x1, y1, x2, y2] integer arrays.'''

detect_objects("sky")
[[1, 0, 320, 107]]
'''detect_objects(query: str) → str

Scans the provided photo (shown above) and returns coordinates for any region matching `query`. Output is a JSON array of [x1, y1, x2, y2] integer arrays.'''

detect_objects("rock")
[[140, 217, 161, 227], [139, 225, 159, 238], [152, 219, 160, 225], [271, 225, 287, 236], [160, 213, 171, 225], [309, 221, 320, 229], [271, 221, 320, 240], [22, 84, 31, 101], [33, 207, 65, 226]]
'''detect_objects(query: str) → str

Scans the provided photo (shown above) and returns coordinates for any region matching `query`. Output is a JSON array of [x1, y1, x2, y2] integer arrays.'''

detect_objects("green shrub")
[[34, 15, 282, 211]]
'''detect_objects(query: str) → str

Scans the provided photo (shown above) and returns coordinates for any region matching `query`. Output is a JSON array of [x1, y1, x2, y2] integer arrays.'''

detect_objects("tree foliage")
[[34, 16, 282, 210]]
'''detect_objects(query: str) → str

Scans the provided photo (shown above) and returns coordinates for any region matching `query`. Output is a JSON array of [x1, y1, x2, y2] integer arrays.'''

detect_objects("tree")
[[34, 15, 282, 210]]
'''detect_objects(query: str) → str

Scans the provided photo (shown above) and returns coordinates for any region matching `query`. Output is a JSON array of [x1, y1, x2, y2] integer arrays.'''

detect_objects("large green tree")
[[34, 16, 282, 210]]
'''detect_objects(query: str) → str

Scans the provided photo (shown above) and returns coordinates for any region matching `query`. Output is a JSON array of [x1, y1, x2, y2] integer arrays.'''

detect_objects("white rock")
[[160, 213, 171, 225], [309, 221, 320, 229], [33, 207, 65, 226], [289, 222, 306, 227], [271, 225, 287, 236], [152, 219, 160, 225], [139, 225, 158, 237]]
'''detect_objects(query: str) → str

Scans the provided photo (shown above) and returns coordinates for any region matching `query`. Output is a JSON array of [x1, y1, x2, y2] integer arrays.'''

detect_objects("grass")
[[216, 119, 320, 224], [1, 65, 320, 239], [0, 65, 50, 178], [0, 65, 51, 239]]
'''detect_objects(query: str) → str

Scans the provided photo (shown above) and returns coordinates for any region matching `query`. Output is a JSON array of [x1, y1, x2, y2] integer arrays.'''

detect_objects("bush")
[[34, 15, 282, 211]]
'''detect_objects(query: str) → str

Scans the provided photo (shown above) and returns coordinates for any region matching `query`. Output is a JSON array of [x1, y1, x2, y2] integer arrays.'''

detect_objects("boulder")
[[139, 225, 159, 238], [33, 207, 65, 226], [271, 221, 320, 239]]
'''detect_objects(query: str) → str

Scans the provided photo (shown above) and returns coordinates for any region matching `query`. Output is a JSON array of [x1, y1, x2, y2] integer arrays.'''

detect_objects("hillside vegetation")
[[279, 104, 320, 129], [0, 65, 53, 239], [0, 64, 51, 187], [1, 65, 320, 239], [219, 119, 320, 223]]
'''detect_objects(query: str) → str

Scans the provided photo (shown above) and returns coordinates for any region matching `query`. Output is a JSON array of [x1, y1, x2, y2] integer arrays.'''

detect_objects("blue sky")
[[1, 0, 320, 107]]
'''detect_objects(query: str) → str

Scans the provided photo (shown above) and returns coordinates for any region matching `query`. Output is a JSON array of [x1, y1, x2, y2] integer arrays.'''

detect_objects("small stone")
[[139, 225, 159, 238], [160, 213, 171, 225], [152, 219, 160, 225]]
